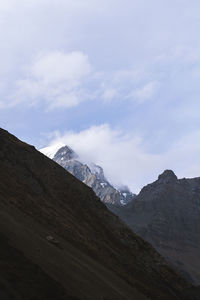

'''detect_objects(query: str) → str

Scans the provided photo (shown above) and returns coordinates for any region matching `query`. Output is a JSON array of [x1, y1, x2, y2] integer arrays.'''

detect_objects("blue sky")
[[1, 0, 200, 192]]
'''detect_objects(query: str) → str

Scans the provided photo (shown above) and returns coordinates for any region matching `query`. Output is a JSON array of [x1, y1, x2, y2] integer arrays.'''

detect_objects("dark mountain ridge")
[[112, 169, 200, 285], [0, 128, 199, 299]]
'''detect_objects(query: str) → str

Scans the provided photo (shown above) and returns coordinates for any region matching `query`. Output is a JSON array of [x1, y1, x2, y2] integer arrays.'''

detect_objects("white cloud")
[[130, 81, 159, 103], [4, 50, 161, 110], [11, 51, 92, 109], [103, 88, 118, 101], [31, 51, 91, 85], [42, 124, 200, 194]]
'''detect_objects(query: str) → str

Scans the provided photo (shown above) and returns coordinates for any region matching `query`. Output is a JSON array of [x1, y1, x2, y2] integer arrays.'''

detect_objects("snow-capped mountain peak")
[[40, 143, 66, 159], [40, 144, 135, 206]]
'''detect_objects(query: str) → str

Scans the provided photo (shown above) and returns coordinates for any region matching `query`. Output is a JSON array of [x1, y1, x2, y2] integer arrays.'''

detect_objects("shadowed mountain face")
[[112, 170, 200, 285], [49, 145, 135, 206], [0, 128, 200, 300]]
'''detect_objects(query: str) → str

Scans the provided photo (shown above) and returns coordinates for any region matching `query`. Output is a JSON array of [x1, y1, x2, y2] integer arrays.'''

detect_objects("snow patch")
[[120, 199, 127, 205], [40, 143, 65, 159]]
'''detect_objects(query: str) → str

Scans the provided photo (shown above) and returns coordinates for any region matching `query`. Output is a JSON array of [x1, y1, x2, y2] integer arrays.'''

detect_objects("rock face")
[[0, 129, 199, 300], [112, 170, 200, 285], [50, 145, 135, 206]]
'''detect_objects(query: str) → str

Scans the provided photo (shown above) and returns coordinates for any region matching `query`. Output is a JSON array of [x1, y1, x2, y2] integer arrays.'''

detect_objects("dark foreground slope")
[[112, 170, 200, 285], [0, 129, 199, 300]]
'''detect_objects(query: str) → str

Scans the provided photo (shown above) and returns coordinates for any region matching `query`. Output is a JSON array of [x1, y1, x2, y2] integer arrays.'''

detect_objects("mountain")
[[0, 128, 199, 299], [41, 145, 135, 206], [112, 170, 200, 285]]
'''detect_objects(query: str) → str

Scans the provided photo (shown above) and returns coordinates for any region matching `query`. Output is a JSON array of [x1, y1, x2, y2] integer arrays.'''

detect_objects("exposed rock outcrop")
[[51, 145, 135, 206], [112, 170, 200, 285]]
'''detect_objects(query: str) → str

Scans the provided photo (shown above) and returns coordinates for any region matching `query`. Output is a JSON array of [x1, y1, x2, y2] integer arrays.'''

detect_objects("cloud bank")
[[42, 124, 200, 193]]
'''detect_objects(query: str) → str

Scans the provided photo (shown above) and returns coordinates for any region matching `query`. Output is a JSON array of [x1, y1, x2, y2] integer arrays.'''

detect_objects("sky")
[[1, 0, 200, 192]]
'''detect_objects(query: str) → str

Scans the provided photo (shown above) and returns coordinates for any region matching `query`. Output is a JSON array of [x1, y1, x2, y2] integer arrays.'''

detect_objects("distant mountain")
[[112, 170, 200, 285], [41, 145, 135, 206], [0, 128, 199, 300]]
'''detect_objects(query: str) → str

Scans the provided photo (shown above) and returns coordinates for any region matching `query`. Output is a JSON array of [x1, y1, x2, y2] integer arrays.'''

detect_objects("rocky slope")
[[112, 170, 200, 285], [0, 128, 199, 299], [41, 145, 135, 206]]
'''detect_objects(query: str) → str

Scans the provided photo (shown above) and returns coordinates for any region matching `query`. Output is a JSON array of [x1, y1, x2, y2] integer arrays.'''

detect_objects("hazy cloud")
[[129, 81, 159, 103], [42, 124, 200, 193], [10, 51, 92, 109], [102, 88, 118, 102]]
